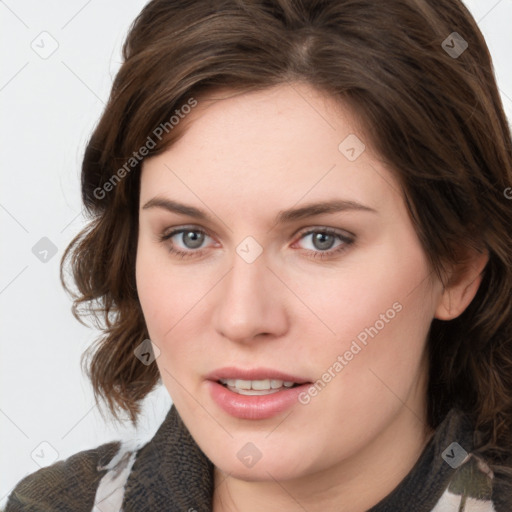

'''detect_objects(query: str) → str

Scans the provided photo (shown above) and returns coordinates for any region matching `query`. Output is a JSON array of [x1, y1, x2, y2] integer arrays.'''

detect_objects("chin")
[[211, 445, 318, 483]]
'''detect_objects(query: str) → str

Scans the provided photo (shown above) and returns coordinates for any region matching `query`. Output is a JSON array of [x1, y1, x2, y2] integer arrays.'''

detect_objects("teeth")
[[235, 379, 251, 390], [219, 378, 299, 394], [251, 379, 270, 390]]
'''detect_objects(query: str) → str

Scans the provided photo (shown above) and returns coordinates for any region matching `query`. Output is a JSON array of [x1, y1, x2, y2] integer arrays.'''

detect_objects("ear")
[[434, 248, 489, 321]]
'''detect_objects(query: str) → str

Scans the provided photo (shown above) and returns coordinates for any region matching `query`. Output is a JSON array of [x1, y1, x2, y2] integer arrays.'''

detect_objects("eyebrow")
[[142, 196, 377, 225]]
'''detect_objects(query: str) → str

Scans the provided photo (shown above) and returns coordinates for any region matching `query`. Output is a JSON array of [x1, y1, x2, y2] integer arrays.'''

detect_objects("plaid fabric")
[[5, 406, 510, 511]]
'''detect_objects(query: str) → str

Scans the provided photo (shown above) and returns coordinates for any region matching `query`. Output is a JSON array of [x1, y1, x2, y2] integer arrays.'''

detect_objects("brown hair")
[[61, 0, 512, 483]]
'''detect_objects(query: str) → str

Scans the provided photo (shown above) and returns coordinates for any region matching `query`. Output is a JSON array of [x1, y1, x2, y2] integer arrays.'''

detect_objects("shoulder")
[[5, 439, 142, 512], [432, 451, 512, 512]]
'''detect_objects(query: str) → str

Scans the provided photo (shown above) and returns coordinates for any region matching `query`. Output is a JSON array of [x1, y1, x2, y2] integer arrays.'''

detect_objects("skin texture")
[[135, 83, 488, 512]]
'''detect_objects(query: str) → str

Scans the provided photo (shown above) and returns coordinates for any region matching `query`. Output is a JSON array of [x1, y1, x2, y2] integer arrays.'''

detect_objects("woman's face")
[[136, 83, 444, 481]]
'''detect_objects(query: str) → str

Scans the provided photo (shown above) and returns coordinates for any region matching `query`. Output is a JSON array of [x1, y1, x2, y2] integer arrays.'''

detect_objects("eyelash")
[[158, 226, 355, 261]]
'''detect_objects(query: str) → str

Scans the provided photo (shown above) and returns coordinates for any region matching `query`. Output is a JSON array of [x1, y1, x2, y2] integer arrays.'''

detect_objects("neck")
[[212, 401, 433, 512]]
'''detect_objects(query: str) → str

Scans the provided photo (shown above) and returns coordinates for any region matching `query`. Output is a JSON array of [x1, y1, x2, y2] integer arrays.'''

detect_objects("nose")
[[212, 247, 289, 344]]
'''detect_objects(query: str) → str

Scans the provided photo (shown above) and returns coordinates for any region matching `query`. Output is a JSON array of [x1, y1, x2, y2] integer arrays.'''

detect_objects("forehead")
[[140, 84, 403, 219]]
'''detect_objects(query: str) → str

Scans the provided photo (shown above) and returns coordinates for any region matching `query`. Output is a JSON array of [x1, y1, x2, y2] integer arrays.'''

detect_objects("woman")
[[6, 0, 512, 510]]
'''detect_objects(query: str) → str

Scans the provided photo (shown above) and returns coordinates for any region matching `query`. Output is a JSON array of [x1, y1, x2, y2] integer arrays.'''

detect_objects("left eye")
[[297, 230, 346, 252], [292, 229, 354, 256]]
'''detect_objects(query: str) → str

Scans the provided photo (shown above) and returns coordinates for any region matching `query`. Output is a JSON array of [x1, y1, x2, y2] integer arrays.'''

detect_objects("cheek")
[[135, 237, 179, 341], [291, 234, 431, 347], [135, 237, 215, 361], [297, 233, 435, 394], [135, 249, 198, 402], [135, 232, 176, 321]]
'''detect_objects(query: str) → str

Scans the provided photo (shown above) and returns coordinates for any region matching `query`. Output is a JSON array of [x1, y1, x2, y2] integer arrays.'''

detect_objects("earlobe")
[[434, 249, 489, 321]]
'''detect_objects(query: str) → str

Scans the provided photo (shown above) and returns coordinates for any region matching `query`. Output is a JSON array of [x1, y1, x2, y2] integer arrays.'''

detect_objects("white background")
[[1, 0, 511, 506]]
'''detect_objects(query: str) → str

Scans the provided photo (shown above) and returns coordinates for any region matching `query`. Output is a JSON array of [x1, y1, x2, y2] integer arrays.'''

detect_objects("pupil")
[[313, 233, 335, 251], [184, 231, 204, 249]]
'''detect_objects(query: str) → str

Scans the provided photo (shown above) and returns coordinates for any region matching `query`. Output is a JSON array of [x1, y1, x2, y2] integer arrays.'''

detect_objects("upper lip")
[[206, 367, 310, 384]]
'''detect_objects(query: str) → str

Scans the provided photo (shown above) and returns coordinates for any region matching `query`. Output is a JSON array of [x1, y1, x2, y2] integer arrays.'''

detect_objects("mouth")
[[217, 378, 302, 396], [206, 367, 312, 419]]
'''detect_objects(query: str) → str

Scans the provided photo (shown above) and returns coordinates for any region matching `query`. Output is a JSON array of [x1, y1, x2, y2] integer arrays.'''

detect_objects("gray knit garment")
[[5, 406, 511, 511]]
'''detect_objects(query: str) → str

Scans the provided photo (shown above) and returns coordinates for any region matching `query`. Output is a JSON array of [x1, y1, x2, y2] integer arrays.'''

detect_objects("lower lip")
[[207, 381, 311, 420]]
